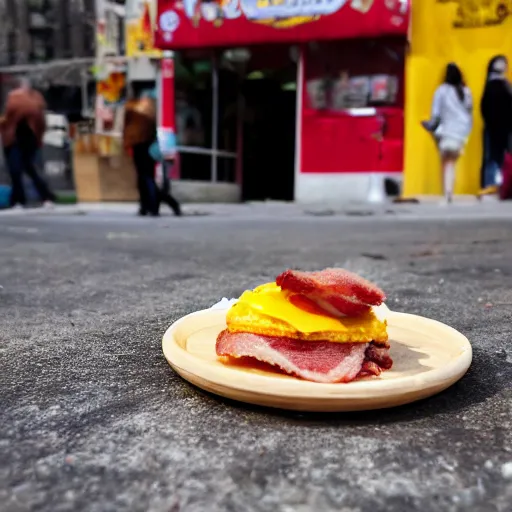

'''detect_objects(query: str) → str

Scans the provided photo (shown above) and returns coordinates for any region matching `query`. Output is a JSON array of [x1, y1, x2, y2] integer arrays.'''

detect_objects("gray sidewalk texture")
[[1, 211, 511, 512], [1, 196, 512, 221]]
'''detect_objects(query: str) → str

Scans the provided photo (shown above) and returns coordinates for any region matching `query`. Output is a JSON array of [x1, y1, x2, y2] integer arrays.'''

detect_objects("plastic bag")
[[149, 140, 163, 162]]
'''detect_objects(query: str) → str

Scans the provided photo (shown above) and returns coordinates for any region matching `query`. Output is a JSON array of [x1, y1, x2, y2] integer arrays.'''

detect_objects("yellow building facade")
[[403, 1, 512, 197]]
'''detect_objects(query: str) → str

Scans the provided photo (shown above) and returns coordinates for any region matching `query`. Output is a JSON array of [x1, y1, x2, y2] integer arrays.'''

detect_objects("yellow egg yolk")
[[236, 282, 380, 334]]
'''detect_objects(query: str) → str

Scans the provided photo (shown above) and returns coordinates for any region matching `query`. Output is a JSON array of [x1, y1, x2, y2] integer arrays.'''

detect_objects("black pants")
[[132, 142, 159, 215], [159, 162, 181, 216], [5, 143, 56, 206]]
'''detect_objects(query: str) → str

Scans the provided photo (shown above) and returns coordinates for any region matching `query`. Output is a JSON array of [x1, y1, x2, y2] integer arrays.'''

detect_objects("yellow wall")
[[403, 1, 512, 196]]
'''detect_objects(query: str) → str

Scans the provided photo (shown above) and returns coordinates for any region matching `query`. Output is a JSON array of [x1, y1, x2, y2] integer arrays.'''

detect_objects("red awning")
[[155, 0, 410, 50]]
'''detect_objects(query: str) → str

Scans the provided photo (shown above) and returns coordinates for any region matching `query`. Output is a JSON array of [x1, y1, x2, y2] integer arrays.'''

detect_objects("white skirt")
[[438, 137, 465, 154]]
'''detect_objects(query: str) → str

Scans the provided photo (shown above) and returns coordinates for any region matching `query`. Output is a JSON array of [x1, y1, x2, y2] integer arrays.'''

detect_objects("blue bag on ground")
[[0, 184, 11, 208]]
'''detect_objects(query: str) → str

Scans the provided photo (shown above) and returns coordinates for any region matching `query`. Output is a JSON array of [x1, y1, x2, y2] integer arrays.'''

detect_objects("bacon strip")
[[216, 330, 392, 384], [276, 268, 386, 317]]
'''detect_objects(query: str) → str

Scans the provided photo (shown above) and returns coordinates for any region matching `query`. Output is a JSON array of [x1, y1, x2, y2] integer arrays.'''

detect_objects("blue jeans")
[[482, 130, 507, 187], [484, 159, 500, 188], [4, 143, 55, 206]]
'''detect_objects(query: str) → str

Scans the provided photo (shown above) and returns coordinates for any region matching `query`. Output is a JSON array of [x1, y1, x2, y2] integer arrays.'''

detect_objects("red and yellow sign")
[[155, 0, 410, 49], [97, 71, 126, 105], [126, 0, 162, 57]]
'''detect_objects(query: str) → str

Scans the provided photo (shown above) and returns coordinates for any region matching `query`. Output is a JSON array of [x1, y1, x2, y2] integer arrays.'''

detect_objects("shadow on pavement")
[[183, 347, 509, 426]]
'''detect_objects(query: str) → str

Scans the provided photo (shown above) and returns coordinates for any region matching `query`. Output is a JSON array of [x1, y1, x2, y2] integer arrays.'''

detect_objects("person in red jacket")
[[1, 77, 56, 208]]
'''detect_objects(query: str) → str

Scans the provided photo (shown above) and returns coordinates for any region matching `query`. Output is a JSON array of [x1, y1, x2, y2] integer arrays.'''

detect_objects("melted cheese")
[[235, 282, 386, 335]]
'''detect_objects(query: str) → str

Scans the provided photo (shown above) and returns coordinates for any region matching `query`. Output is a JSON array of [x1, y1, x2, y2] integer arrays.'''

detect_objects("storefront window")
[[173, 53, 216, 181], [304, 38, 404, 112], [175, 94, 205, 147], [174, 55, 211, 149]]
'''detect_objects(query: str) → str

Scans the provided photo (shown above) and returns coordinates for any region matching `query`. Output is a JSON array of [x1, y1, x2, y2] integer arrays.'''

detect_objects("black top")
[[480, 78, 512, 149]]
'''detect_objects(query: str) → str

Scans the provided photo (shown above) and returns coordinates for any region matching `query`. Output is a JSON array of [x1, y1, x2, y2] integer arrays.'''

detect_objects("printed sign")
[[125, 0, 162, 57], [156, 0, 410, 48], [160, 10, 180, 31], [436, 0, 511, 28], [241, 0, 349, 20], [370, 74, 398, 103], [157, 128, 177, 158]]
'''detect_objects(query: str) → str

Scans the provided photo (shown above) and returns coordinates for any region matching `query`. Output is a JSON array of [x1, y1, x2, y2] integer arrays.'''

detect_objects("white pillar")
[[293, 46, 304, 202], [211, 55, 219, 183]]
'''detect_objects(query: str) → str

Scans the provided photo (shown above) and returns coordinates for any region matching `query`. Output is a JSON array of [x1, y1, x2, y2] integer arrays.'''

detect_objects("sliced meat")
[[276, 268, 386, 317], [358, 345, 393, 378], [358, 360, 383, 378], [216, 330, 392, 384], [365, 343, 393, 370]]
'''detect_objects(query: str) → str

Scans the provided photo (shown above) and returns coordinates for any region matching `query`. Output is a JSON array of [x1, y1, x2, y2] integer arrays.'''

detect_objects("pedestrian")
[[425, 63, 473, 203], [123, 92, 160, 216], [480, 55, 512, 190], [0, 76, 56, 209], [149, 142, 182, 216]]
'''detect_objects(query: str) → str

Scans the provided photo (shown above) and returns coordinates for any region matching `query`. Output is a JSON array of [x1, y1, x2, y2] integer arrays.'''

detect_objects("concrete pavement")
[[1, 196, 512, 221], [1, 212, 511, 511]]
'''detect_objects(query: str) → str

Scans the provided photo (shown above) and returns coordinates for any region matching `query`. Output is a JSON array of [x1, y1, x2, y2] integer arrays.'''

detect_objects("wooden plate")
[[162, 308, 472, 412]]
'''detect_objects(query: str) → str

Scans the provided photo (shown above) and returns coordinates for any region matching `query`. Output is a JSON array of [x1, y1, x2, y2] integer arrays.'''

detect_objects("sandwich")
[[215, 268, 392, 383]]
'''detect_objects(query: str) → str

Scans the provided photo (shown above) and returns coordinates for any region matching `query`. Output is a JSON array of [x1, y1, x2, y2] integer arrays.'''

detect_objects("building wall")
[[403, 0, 512, 197], [0, 0, 96, 66]]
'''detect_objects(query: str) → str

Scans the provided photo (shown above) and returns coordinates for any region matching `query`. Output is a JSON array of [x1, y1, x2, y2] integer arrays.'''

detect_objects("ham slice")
[[276, 268, 386, 317], [216, 330, 392, 383]]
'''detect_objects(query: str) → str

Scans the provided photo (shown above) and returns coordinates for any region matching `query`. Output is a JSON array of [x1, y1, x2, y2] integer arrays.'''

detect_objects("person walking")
[[480, 55, 512, 190], [427, 63, 473, 203], [123, 92, 160, 216], [149, 142, 182, 217], [1, 77, 56, 208]]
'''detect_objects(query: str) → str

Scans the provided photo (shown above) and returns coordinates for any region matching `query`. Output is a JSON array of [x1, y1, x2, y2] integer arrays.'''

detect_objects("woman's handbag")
[[421, 118, 440, 133], [421, 118, 441, 144]]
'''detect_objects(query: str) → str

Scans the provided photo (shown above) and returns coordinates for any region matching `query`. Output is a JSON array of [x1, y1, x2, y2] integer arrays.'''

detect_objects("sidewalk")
[[2, 197, 512, 220]]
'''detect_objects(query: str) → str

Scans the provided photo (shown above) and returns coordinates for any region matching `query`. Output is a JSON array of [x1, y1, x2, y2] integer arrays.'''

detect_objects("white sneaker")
[[1, 204, 25, 214], [43, 201, 55, 209]]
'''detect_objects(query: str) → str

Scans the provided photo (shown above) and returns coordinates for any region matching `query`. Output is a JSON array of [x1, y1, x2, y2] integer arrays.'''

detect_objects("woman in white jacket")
[[427, 63, 473, 203]]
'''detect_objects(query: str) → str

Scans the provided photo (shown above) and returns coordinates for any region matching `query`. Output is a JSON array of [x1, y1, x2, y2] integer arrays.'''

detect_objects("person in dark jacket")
[[123, 93, 160, 216], [480, 56, 512, 188], [123, 89, 181, 217]]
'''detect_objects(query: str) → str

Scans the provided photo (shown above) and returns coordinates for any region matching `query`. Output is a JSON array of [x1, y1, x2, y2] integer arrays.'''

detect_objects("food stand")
[[154, 0, 410, 202]]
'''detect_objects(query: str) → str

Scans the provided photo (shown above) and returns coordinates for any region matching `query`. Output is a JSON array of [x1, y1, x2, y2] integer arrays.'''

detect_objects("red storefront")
[[155, 0, 410, 203]]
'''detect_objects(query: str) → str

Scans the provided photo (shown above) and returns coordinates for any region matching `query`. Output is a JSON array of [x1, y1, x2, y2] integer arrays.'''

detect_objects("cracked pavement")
[[1, 211, 511, 512]]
